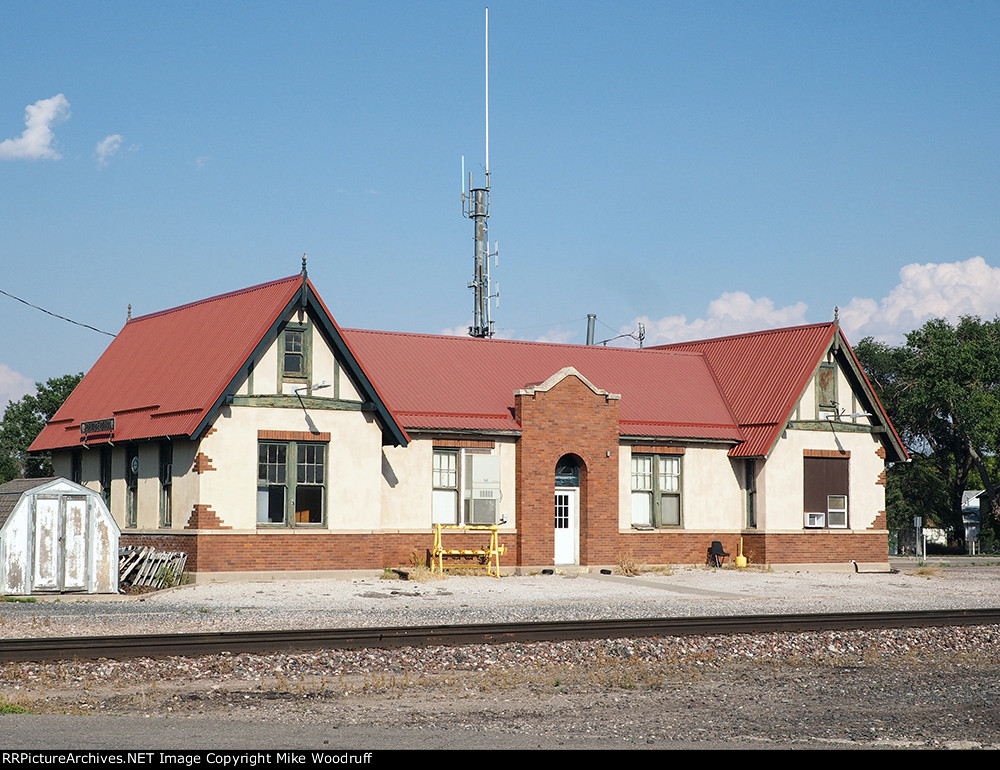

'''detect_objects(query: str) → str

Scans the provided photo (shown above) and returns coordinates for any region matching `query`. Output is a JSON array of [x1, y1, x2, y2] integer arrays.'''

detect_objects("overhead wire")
[[0, 288, 117, 337]]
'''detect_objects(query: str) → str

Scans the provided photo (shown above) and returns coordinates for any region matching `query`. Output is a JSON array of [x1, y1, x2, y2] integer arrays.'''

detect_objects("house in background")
[[30, 270, 906, 577]]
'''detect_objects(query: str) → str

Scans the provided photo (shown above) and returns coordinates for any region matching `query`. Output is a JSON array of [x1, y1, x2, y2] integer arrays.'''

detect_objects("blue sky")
[[2, 1, 999, 406]]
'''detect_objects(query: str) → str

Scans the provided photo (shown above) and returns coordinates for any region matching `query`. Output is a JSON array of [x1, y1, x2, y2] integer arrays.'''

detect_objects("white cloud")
[[839, 256, 1000, 342], [619, 256, 1000, 348], [94, 134, 123, 167], [623, 292, 810, 346], [0, 94, 70, 161], [0, 365, 34, 409]]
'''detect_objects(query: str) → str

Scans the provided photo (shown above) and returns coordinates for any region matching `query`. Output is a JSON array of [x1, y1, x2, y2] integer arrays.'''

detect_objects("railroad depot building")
[[30, 272, 906, 576]]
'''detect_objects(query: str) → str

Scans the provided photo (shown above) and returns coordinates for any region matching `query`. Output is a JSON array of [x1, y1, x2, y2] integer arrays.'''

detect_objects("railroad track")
[[3, 608, 1000, 663]]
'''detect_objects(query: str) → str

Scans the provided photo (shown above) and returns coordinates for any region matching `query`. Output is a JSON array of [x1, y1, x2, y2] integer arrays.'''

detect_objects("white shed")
[[0, 477, 120, 595]]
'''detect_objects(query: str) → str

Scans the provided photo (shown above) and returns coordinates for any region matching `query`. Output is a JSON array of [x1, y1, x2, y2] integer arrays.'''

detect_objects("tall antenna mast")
[[463, 7, 498, 338]]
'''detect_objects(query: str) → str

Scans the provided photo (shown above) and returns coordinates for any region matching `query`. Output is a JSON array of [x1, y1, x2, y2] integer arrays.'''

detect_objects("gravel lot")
[[3, 559, 1000, 750]]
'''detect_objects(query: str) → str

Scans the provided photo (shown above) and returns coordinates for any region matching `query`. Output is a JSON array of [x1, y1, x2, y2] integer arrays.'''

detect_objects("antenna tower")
[[463, 8, 498, 338]]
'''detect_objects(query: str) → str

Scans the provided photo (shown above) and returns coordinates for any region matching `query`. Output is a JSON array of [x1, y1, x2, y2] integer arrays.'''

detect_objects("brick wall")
[[514, 373, 620, 566], [121, 531, 520, 573], [740, 531, 888, 564]]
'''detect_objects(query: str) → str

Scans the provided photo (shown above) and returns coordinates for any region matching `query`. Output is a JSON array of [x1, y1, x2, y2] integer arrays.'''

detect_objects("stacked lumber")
[[119, 546, 188, 589]]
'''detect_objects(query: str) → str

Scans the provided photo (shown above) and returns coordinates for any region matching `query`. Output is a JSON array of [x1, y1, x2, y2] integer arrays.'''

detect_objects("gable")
[[31, 275, 407, 452], [657, 323, 906, 461]]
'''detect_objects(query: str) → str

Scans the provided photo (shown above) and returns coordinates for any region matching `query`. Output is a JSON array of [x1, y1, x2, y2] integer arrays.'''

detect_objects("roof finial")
[[127, 303, 132, 321], [301, 253, 307, 277], [834, 305, 839, 327]]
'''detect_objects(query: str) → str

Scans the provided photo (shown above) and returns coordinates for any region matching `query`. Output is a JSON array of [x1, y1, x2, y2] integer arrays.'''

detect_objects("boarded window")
[[817, 363, 837, 409], [803, 456, 848, 528]]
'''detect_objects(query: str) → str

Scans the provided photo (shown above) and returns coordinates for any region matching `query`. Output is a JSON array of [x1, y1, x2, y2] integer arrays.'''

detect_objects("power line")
[[0, 288, 117, 337]]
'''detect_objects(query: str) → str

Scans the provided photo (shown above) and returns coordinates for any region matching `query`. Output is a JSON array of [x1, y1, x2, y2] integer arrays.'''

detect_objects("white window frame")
[[432, 447, 500, 526], [827, 494, 848, 529]]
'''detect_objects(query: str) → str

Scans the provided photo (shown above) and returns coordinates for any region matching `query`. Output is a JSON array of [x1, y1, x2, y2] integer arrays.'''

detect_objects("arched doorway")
[[554, 454, 581, 565]]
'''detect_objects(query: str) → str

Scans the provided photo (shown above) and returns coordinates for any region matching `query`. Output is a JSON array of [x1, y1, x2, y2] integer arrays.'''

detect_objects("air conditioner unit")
[[805, 511, 825, 528], [465, 455, 501, 524], [469, 493, 498, 525]]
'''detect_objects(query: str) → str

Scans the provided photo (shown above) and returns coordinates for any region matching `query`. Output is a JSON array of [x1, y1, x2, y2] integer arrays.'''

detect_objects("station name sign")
[[80, 418, 115, 435]]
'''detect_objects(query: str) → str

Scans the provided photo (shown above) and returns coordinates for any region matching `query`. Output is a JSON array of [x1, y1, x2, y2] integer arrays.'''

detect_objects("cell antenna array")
[[463, 7, 498, 338]]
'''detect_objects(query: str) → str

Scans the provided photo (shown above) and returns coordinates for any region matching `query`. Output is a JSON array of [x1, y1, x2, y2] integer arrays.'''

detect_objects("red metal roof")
[[31, 276, 306, 450], [341, 329, 744, 442], [37, 271, 892, 457], [655, 323, 838, 457]]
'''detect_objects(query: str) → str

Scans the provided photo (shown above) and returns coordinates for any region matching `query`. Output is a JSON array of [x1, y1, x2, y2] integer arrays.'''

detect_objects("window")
[[432, 450, 459, 524], [817, 362, 837, 411], [71, 448, 82, 485], [803, 456, 848, 529], [257, 440, 326, 526], [99, 446, 112, 508], [125, 444, 139, 528], [631, 454, 682, 527], [159, 441, 172, 528], [280, 324, 310, 385], [431, 448, 501, 526], [745, 458, 757, 529]]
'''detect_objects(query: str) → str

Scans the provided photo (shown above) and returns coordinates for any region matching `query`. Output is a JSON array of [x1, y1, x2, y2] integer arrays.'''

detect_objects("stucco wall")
[[617, 445, 744, 532], [759, 428, 885, 532], [196, 404, 384, 531], [380, 438, 516, 531]]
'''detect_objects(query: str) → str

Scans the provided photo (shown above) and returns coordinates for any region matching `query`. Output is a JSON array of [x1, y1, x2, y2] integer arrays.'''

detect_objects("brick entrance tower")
[[513, 368, 620, 566]]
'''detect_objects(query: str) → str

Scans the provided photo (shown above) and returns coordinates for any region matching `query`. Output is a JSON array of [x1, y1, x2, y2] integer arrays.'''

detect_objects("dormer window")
[[284, 330, 304, 375], [817, 362, 837, 410], [280, 323, 311, 386]]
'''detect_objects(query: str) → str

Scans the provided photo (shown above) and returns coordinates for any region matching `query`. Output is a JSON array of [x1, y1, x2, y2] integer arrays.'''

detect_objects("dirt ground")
[[6, 638, 1000, 749]]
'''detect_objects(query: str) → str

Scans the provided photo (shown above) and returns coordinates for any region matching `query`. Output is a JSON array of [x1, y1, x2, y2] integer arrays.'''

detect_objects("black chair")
[[708, 541, 731, 568]]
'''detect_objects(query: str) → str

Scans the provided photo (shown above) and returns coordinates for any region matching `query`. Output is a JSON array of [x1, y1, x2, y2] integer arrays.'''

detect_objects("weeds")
[[617, 552, 645, 577], [2, 597, 37, 604], [0, 697, 30, 714]]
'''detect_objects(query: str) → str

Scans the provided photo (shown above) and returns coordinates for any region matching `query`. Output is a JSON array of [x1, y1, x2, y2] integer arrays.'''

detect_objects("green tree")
[[0, 373, 82, 483], [855, 316, 1000, 539]]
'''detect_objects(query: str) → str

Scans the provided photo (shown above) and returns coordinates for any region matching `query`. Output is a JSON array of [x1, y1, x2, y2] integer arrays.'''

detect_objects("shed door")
[[32, 497, 61, 592], [62, 497, 89, 591], [32, 496, 89, 593]]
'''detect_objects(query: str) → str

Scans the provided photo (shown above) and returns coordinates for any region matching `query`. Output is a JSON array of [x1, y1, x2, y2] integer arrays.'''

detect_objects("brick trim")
[[804, 449, 851, 458], [185, 504, 230, 530], [630, 445, 686, 455], [193, 452, 216, 474], [875, 446, 886, 459], [432, 439, 496, 449], [258, 430, 331, 442]]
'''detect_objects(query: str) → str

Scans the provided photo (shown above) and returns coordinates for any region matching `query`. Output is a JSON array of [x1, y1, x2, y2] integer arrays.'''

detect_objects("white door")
[[32, 495, 89, 593], [32, 497, 60, 592], [554, 489, 579, 565], [62, 497, 89, 592]]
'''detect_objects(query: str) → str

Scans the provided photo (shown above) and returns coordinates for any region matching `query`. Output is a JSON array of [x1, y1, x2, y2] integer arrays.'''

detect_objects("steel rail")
[[2, 608, 999, 663]]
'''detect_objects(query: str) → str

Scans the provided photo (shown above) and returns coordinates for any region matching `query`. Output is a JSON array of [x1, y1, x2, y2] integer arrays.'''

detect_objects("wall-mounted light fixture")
[[294, 381, 330, 395]]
